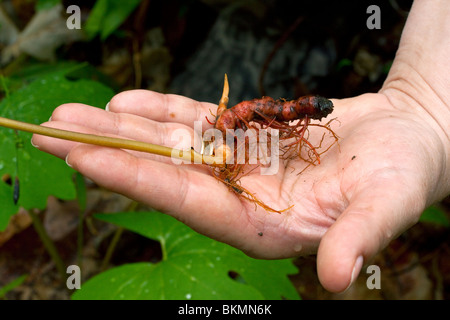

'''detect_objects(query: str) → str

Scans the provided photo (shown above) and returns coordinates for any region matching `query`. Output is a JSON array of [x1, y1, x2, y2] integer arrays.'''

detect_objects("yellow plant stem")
[[0, 116, 221, 165]]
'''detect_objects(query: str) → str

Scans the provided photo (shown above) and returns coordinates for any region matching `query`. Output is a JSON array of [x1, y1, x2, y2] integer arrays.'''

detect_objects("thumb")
[[316, 182, 423, 293]]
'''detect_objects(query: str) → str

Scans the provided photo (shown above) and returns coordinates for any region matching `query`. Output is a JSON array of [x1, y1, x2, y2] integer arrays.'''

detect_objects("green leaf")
[[0, 70, 114, 230], [420, 205, 450, 227], [73, 211, 300, 300], [336, 58, 353, 70], [9, 61, 119, 92], [36, 0, 62, 11], [0, 181, 19, 230], [9, 61, 84, 83], [85, 0, 142, 40], [0, 274, 27, 298]]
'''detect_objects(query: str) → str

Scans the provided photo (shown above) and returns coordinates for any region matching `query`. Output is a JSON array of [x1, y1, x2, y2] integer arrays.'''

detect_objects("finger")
[[33, 106, 200, 160], [51, 103, 118, 133], [107, 90, 217, 128], [316, 178, 423, 293], [66, 144, 252, 243], [51, 103, 196, 145]]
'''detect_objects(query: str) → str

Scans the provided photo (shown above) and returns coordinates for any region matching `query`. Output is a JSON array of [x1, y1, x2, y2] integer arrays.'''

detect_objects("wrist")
[[378, 0, 450, 202], [380, 82, 450, 204]]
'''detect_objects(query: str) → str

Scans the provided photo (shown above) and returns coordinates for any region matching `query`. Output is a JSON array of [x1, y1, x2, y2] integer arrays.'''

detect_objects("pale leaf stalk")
[[0, 116, 221, 165]]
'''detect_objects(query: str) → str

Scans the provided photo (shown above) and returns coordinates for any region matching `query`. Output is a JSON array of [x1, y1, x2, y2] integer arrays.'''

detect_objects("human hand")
[[31, 86, 448, 292]]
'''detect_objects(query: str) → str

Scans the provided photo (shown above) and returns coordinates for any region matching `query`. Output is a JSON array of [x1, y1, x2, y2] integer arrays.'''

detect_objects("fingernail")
[[65, 154, 73, 168], [30, 138, 40, 149], [105, 102, 110, 112], [344, 255, 363, 292]]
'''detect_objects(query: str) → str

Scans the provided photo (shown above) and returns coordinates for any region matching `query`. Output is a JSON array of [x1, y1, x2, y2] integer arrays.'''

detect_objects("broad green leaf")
[[5, 62, 89, 93], [0, 180, 18, 228], [85, 0, 142, 40], [73, 211, 300, 300], [0, 71, 114, 230], [9, 61, 85, 83], [9, 61, 119, 92]]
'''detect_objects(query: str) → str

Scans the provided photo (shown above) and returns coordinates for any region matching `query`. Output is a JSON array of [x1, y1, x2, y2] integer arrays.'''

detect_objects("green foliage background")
[[0, 64, 114, 230], [73, 211, 300, 300]]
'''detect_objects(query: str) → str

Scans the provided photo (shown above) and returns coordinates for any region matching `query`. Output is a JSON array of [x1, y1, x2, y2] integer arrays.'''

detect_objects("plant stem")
[[100, 227, 124, 271], [100, 201, 139, 271], [0, 116, 221, 165], [74, 172, 87, 268], [28, 210, 67, 281], [76, 209, 84, 268]]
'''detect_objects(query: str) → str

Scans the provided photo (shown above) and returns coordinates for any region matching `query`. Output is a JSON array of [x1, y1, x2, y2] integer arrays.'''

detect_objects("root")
[[210, 164, 292, 214], [205, 74, 339, 213], [280, 117, 340, 173]]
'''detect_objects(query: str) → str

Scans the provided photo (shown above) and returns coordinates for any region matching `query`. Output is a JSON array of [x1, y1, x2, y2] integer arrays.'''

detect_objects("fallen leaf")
[[0, 5, 19, 47], [2, 4, 84, 64]]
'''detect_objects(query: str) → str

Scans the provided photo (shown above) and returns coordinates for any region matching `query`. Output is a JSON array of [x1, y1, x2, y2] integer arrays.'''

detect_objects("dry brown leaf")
[[0, 208, 32, 247], [1, 4, 84, 64], [0, 5, 19, 47]]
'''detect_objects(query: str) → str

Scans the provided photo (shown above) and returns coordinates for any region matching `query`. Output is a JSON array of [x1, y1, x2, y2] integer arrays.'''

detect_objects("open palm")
[[33, 88, 444, 292]]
